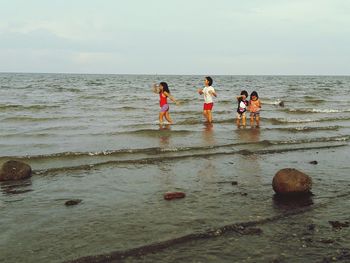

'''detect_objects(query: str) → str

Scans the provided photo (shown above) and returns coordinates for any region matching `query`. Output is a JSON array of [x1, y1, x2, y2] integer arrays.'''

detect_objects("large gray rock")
[[272, 168, 312, 195], [0, 160, 32, 181]]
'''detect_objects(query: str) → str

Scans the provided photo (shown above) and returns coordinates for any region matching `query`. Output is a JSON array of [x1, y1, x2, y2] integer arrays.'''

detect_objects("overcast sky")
[[0, 0, 349, 75]]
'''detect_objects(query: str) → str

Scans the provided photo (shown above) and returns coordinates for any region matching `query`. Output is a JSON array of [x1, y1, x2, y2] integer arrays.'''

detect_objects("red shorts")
[[203, 103, 213, 110]]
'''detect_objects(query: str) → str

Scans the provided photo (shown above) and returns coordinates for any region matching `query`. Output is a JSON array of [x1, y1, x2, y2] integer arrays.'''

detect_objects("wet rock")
[[307, 224, 316, 231], [0, 160, 32, 181], [328, 220, 349, 230], [163, 192, 186, 200], [231, 181, 238, 185], [272, 168, 312, 195], [278, 101, 285, 107], [65, 199, 82, 206], [240, 192, 248, 196], [237, 226, 263, 235], [319, 238, 335, 244], [309, 160, 318, 165]]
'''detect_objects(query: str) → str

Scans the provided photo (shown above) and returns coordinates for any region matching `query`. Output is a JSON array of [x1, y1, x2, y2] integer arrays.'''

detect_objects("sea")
[[0, 73, 349, 263]]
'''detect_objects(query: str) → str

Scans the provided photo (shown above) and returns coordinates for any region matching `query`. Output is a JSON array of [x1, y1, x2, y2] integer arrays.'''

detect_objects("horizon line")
[[1, 71, 349, 77]]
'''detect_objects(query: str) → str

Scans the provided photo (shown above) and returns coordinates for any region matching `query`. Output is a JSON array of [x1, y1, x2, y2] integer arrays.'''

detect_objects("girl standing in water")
[[153, 82, 179, 124], [249, 91, 262, 127], [197, 76, 217, 123]]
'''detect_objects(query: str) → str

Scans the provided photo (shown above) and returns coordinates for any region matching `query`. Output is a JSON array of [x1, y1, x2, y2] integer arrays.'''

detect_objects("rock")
[[328, 221, 349, 229], [0, 160, 32, 181], [307, 224, 316, 231], [65, 199, 82, 206], [163, 192, 185, 200], [272, 168, 312, 195], [231, 181, 238, 185], [309, 160, 318, 165], [278, 101, 285, 107]]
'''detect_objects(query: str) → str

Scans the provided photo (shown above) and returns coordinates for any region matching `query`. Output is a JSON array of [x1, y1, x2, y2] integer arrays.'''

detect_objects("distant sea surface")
[[1, 73, 350, 262]]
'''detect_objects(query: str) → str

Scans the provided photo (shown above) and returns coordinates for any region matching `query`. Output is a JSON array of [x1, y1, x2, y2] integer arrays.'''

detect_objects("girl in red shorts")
[[197, 76, 217, 123]]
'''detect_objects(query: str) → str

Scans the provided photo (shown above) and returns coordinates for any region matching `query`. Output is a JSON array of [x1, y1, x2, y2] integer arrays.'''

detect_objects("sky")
[[0, 0, 349, 75]]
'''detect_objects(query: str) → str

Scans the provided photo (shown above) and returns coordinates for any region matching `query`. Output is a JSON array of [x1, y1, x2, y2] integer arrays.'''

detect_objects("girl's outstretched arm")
[[164, 91, 180, 105]]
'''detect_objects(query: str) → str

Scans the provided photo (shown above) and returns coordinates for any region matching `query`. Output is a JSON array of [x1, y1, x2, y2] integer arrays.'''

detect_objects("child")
[[197, 76, 217, 123], [153, 82, 179, 125], [249, 91, 262, 127], [236, 90, 249, 127]]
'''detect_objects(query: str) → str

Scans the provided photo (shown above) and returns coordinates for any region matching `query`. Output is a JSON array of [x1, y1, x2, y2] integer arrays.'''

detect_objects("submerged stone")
[[272, 168, 312, 195], [328, 221, 349, 229], [65, 199, 82, 206], [0, 160, 32, 181], [163, 192, 186, 200]]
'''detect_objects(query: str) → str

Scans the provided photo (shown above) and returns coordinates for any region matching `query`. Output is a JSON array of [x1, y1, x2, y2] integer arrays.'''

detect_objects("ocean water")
[[0, 73, 349, 263]]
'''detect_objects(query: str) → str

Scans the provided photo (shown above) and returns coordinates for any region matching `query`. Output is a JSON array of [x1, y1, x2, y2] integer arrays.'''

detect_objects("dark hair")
[[160, 82, 170, 93], [250, 91, 259, 100], [205, 76, 213, 86], [241, 90, 248, 98]]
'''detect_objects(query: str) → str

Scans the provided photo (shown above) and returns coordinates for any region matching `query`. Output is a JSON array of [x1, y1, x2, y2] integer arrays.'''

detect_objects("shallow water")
[[0, 74, 349, 262]]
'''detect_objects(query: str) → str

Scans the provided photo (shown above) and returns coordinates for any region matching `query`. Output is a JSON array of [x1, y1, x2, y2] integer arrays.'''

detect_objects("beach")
[[0, 73, 349, 262]]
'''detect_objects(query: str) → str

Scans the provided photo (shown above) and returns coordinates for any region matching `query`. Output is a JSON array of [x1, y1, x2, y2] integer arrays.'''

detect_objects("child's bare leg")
[[236, 117, 240, 126], [242, 115, 246, 126], [207, 110, 213, 123], [159, 112, 165, 124], [250, 116, 254, 127], [203, 110, 208, 122], [256, 115, 260, 127], [165, 112, 173, 124]]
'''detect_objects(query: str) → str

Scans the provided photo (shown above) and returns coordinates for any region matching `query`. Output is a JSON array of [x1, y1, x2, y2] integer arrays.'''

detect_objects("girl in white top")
[[197, 76, 217, 123]]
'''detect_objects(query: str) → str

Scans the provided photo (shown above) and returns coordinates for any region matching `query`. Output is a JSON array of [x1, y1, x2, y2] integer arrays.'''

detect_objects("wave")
[[118, 129, 193, 136], [304, 97, 326, 104], [262, 99, 285, 106], [3, 135, 348, 171], [0, 104, 60, 111], [2, 115, 79, 122], [268, 116, 350, 124], [267, 125, 340, 133], [284, 108, 350, 114], [54, 87, 82, 93], [31, 143, 347, 176], [86, 81, 104, 86], [9, 134, 350, 158]]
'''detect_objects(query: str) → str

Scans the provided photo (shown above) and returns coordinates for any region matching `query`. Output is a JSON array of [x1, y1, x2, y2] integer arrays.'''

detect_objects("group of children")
[[153, 76, 261, 127]]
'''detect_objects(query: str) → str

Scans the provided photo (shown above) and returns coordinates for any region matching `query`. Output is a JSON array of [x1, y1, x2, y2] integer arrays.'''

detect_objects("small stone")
[[65, 199, 82, 206], [309, 160, 318, 165], [231, 181, 238, 185], [163, 192, 186, 200], [307, 224, 316, 231], [328, 221, 349, 229]]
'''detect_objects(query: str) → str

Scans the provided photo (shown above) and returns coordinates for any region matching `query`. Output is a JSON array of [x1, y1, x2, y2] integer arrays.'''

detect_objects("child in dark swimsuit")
[[236, 90, 249, 127]]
